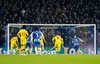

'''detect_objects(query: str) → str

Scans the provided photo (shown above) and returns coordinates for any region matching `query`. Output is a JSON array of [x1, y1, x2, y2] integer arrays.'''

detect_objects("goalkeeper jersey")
[[72, 37, 80, 46]]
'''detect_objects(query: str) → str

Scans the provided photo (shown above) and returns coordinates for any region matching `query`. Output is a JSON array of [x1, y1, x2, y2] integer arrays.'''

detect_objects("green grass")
[[0, 54, 100, 64]]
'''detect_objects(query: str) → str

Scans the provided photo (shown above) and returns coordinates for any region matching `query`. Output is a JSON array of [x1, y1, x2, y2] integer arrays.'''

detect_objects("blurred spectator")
[[1, 0, 99, 24]]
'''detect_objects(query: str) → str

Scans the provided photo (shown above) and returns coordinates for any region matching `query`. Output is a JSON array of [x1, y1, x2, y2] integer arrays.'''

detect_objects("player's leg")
[[20, 39, 24, 54], [20, 44, 26, 55], [55, 44, 58, 53], [47, 46, 56, 53], [10, 47, 13, 54], [10, 43, 14, 54], [37, 46, 41, 54], [25, 46, 30, 54], [74, 45, 78, 54], [20, 39, 23, 54], [20, 44, 25, 55], [23, 44, 26, 54], [20, 44, 23, 54], [35, 46, 38, 54], [41, 45, 44, 51], [41, 44, 44, 54], [40, 41, 45, 54], [77, 48, 83, 54], [56, 45, 61, 54], [34, 42, 38, 54], [28, 43, 33, 54], [15, 44, 19, 54], [37, 42, 42, 55], [40, 42, 44, 51], [55, 48, 58, 54], [25, 43, 30, 54], [29, 47, 33, 54], [75, 45, 83, 54], [20, 39, 26, 55]]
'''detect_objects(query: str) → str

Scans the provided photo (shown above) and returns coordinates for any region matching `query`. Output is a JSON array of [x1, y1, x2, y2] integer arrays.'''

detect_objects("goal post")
[[7, 24, 96, 54]]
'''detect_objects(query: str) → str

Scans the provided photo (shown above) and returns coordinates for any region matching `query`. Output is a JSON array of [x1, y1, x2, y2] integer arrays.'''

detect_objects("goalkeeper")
[[48, 32, 64, 54], [72, 35, 84, 54]]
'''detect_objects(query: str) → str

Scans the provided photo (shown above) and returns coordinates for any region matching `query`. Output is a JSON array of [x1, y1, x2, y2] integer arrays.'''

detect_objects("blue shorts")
[[26, 43, 31, 48], [34, 42, 40, 46], [74, 45, 79, 52]]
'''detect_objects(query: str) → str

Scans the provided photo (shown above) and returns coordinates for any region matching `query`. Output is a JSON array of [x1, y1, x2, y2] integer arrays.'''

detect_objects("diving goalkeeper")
[[72, 35, 84, 54]]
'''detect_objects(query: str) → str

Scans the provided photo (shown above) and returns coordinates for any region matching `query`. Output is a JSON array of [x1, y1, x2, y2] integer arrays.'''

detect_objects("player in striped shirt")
[[30, 26, 44, 55]]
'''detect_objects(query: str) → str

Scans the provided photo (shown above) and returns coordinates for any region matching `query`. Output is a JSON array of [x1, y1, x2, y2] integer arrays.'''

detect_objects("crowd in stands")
[[0, 0, 100, 47]]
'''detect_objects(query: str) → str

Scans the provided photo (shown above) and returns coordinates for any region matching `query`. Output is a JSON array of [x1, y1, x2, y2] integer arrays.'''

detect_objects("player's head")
[[73, 34, 77, 38], [34, 26, 39, 30], [11, 34, 17, 38], [74, 35, 77, 38], [22, 26, 26, 29], [55, 31, 59, 35]]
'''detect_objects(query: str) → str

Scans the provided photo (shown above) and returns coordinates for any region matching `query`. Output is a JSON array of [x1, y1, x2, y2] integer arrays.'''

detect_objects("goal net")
[[7, 24, 96, 54]]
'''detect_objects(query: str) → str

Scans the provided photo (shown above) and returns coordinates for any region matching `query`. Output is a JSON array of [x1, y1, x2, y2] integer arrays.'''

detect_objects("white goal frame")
[[7, 24, 96, 54]]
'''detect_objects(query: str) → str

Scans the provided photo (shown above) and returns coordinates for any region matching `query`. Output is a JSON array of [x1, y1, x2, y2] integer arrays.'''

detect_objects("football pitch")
[[0, 54, 100, 64]]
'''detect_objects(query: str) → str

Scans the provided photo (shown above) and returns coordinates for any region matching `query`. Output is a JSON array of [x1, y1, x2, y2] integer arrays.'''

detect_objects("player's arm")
[[40, 31, 47, 44], [43, 36, 47, 44], [10, 38, 12, 43], [61, 42, 64, 49], [78, 38, 84, 44], [61, 38, 64, 48], [42, 35, 47, 44], [17, 31, 21, 38], [52, 37, 55, 44], [26, 30, 29, 38], [30, 32, 33, 43], [16, 37, 19, 45], [10, 38, 12, 46]]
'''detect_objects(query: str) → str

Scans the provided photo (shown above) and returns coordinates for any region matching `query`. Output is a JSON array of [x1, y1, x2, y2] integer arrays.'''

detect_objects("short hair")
[[22, 26, 26, 29], [55, 31, 59, 35], [72, 34, 76, 37], [34, 26, 39, 30], [12, 32, 18, 37]]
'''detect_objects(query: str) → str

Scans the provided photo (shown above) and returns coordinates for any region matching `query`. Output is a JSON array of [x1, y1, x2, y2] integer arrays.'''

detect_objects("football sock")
[[35, 47, 38, 54], [39, 47, 42, 54]]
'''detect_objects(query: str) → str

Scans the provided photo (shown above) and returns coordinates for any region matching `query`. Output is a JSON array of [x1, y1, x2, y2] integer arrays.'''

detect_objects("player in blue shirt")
[[30, 26, 44, 55], [25, 36, 33, 54], [72, 35, 84, 54]]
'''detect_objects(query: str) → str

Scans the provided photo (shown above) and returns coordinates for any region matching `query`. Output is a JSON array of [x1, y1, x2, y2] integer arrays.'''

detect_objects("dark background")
[[0, 0, 100, 48]]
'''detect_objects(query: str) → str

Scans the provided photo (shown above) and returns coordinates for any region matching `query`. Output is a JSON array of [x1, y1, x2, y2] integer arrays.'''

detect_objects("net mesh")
[[7, 24, 96, 54]]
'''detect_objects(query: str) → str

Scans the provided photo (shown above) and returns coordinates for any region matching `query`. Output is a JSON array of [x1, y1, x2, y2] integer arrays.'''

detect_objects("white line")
[[7, 24, 9, 54], [94, 25, 96, 54]]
